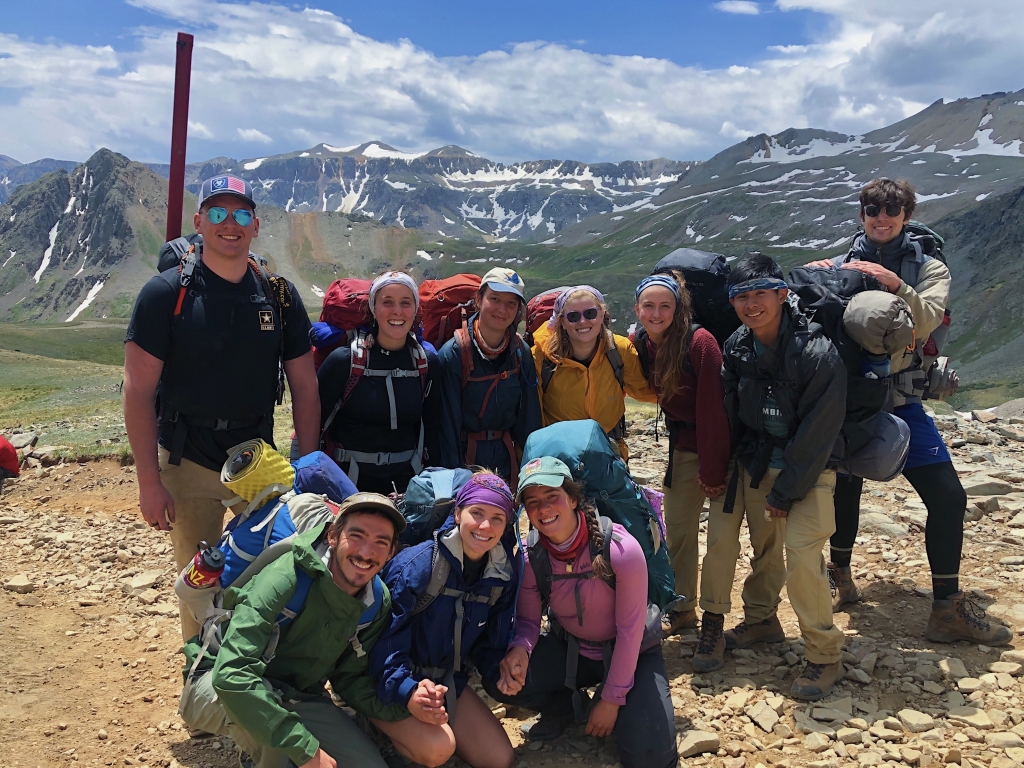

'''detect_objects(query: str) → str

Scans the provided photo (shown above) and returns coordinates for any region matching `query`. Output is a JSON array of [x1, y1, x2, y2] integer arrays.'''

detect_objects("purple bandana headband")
[[547, 285, 605, 329], [455, 473, 515, 519]]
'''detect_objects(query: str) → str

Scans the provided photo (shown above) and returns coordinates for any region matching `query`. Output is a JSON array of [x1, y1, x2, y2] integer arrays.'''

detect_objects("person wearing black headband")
[[694, 254, 847, 701]]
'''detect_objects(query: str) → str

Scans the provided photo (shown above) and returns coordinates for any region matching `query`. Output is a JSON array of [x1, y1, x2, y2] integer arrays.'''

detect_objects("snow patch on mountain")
[[65, 280, 104, 322]]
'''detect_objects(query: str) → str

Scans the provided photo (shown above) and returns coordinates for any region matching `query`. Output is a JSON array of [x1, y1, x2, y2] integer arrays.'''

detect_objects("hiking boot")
[[792, 660, 845, 701], [520, 712, 573, 742], [925, 591, 1013, 646], [662, 607, 698, 635], [692, 612, 726, 673], [828, 562, 860, 612], [724, 615, 786, 650]]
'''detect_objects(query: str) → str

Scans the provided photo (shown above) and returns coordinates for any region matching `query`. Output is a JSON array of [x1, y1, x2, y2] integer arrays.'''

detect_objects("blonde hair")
[[550, 289, 612, 361]]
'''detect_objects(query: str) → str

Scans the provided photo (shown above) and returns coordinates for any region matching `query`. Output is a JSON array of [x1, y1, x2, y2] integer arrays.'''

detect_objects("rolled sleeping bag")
[[842, 291, 915, 356]]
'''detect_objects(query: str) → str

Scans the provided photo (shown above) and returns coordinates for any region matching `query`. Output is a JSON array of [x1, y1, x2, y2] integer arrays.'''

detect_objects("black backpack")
[[652, 248, 741, 347]]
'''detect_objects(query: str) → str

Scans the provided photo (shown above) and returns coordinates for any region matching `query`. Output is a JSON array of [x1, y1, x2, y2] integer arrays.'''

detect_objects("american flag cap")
[[198, 174, 256, 210]]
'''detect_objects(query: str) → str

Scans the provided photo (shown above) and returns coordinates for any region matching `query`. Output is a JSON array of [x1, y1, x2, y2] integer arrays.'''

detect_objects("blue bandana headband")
[[728, 277, 788, 299], [635, 275, 681, 303]]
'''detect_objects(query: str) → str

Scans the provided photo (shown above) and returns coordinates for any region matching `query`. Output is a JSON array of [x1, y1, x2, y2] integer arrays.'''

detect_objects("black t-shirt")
[[318, 341, 442, 495], [125, 262, 312, 471], [462, 553, 485, 586]]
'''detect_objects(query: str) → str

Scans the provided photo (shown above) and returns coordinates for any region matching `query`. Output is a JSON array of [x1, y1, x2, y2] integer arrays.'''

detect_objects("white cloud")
[[0, 0, 1022, 165], [188, 120, 214, 139], [237, 127, 272, 143], [714, 1, 761, 14]]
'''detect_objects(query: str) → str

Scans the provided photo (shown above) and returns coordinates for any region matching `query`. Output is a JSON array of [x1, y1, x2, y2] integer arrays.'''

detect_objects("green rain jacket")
[[181, 523, 408, 765]]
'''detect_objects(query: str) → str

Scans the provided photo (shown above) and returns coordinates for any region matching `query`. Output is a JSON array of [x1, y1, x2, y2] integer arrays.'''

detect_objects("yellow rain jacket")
[[532, 327, 655, 459]]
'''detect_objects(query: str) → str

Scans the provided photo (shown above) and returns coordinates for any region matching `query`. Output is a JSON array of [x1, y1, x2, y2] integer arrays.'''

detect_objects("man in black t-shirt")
[[124, 174, 319, 640]]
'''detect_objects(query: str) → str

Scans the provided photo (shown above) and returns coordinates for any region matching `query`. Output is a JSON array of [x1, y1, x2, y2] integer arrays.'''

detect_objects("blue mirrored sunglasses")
[[206, 206, 254, 226]]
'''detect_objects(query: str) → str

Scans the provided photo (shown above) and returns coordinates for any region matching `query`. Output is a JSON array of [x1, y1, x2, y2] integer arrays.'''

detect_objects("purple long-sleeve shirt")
[[511, 522, 648, 706]]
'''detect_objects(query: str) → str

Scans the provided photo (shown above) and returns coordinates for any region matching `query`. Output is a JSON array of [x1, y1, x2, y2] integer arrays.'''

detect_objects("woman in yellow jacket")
[[532, 285, 655, 459]]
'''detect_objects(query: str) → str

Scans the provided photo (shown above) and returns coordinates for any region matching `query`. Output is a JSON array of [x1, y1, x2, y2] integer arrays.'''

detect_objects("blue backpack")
[[397, 467, 474, 546], [520, 419, 681, 611]]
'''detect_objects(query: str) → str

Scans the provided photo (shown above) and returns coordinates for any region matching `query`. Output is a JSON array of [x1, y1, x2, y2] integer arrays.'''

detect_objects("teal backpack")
[[520, 419, 681, 611]]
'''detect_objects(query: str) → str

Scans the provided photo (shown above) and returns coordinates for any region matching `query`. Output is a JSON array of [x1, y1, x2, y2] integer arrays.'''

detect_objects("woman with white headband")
[[632, 272, 730, 636], [317, 271, 442, 494], [531, 285, 654, 460]]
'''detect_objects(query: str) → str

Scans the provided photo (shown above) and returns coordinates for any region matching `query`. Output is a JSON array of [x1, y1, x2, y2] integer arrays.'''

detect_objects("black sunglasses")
[[862, 203, 903, 218], [565, 307, 600, 324]]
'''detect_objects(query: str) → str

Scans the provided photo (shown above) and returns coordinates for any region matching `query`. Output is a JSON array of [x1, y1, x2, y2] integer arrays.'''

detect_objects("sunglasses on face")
[[862, 203, 903, 218], [565, 307, 600, 324], [206, 206, 254, 226]]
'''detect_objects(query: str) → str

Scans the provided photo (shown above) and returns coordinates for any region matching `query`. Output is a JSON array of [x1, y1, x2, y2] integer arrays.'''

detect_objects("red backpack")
[[314, 279, 373, 370], [525, 286, 568, 345], [419, 274, 481, 348]]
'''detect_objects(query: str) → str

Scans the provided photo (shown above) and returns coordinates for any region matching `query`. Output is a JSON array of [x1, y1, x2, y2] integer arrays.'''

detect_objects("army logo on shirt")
[[259, 310, 275, 331]]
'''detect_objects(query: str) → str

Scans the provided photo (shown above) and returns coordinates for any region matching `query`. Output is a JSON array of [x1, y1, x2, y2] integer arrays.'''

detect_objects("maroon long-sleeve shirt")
[[641, 327, 730, 488]]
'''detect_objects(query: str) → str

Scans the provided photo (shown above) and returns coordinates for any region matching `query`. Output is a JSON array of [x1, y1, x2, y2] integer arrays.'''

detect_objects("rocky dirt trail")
[[3, 406, 1024, 768]]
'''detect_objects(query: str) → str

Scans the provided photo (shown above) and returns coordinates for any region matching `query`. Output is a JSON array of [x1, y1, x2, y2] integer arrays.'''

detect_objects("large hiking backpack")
[[397, 467, 474, 547], [419, 274, 481, 349], [313, 278, 374, 371], [786, 268, 913, 480], [520, 419, 680, 611], [319, 331, 431, 485], [652, 248, 742, 346], [176, 451, 377, 699], [524, 287, 569, 346]]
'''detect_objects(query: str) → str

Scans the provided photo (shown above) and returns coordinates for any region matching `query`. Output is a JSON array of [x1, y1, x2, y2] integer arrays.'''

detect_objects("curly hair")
[[860, 178, 917, 220], [549, 288, 612, 362], [638, 270, 694, 400], [559, 478, 614, 582]]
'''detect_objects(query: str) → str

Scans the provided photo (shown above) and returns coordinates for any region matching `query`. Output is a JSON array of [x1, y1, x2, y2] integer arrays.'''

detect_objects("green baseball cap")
[[516, 456, 573, 502]]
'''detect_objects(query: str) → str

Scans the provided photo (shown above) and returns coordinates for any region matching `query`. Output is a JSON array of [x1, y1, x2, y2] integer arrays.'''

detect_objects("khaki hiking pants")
[[158, 447, 245, 641], [180, 672, 389, 768], [699, 465, 845, 664], [662, 449, 706, 612]]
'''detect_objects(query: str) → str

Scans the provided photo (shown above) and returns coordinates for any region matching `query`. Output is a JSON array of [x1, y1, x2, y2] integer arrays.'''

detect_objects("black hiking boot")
[[692, 612, 726, 673], [521, 712, 573, 742]]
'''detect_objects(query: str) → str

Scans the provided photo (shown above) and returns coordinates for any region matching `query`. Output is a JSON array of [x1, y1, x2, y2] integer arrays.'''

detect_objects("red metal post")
[[166, 32, 194, 241]]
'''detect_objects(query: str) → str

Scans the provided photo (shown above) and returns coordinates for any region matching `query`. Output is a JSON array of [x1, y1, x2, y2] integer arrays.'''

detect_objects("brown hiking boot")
[[662, 607, 698, 635], [792, 660, 844, 701], [724, 615, 786, 650], [925, 591, 1013, 646], [828, 562, 860, 612], [692, 612, 726, 673]]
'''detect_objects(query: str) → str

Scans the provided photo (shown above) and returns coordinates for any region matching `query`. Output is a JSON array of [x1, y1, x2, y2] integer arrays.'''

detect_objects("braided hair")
[[560, 478, 614, 582]]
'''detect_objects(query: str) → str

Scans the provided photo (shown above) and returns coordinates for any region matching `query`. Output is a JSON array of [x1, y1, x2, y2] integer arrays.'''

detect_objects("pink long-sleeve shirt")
[[511, 522, 648, 706]]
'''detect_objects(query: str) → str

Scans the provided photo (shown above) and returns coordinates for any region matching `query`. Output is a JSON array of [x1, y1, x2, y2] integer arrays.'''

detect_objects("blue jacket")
[[369, 515, 520, 706], [437, 316, 541, 480]]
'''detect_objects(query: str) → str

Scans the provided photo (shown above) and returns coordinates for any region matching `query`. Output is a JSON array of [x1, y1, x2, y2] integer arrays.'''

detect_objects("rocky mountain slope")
[[3, 409, 1024, 768], [0, 156, 80, 205], [549, 89, 1024, 254]]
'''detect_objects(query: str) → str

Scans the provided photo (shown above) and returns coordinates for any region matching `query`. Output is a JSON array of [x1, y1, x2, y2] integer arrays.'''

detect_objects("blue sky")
[[5, 0, 827, 70], [1, 0, 1021, 165]]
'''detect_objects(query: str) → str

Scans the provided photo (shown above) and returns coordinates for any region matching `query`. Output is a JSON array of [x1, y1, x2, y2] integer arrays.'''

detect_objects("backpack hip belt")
[[160, 407, 271, 467], [891, 369, 927, 406]]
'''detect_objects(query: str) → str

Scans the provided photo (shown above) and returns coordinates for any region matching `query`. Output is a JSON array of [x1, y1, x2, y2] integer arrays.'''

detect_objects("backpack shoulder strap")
[[604, 334, 625, 390], [541, 358, 557, 393], [526, 528, 553, 605], [596, 516, 618, 590], [173, 244, 200, 317], [348, 574, 385, 658], [279, 566, 315, 626], [409, 337, 430, 399], [456, 326, 474, 388], [412, 541, 453, 616]]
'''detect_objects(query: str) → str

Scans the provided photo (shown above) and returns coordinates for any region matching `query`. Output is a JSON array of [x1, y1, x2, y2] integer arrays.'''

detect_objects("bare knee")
[[410, 725, 456, 767]]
